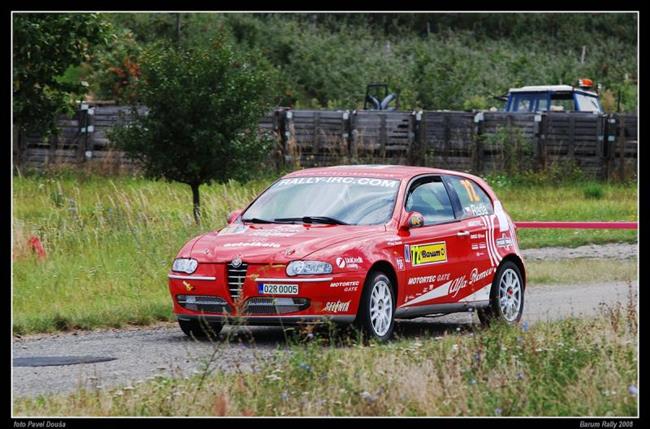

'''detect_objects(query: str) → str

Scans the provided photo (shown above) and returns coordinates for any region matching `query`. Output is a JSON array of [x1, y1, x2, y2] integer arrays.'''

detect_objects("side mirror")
[[400, 211, 424, 231], [226, 209, 243, 224]]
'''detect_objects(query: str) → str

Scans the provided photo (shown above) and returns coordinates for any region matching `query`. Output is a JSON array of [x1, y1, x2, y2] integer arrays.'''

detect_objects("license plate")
[[258, 283, 299, 295]]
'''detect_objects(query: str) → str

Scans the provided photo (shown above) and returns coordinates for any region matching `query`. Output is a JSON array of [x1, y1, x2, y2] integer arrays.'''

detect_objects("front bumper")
[[168, 263, 365, 321], [176, 314, 356, 325]]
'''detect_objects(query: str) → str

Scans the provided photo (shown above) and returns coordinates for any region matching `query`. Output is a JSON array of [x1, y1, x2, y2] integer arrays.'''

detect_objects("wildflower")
[[517, 372, 524, 380], [469, 379, 477, 385], [628, 385, 638, 396], [451, 344, 459, 352], [306, 333, 314, 340], [521, 321, 529, 332], [495, 407, 502, 416], [280, 391, 289, 402], [473, 352, 481, 363]]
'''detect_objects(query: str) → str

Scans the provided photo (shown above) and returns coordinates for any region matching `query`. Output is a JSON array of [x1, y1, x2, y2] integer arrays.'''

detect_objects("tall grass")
[[13, 300, 638, 416], [12, 175, 267, 334], [12, 175, 637, 334]]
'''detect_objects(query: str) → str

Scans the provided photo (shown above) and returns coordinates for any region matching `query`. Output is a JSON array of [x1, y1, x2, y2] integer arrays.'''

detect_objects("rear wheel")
[[355, 271, 395, 342], [478, 261, 524, 326], [178, 319, 223, 339]]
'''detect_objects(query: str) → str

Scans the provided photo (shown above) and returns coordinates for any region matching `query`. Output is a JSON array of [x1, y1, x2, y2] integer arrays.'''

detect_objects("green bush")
[[583, 184, 605, 199]]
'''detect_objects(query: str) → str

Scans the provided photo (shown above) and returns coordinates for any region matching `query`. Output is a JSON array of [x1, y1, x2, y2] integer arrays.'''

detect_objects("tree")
[[111, 41, 277, 224], [13, 13, 110, 135]]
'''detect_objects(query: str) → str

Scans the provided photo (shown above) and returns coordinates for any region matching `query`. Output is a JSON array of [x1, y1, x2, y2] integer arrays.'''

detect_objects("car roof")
[[509, 85, 598, 97], [283, 165, 479, 180]]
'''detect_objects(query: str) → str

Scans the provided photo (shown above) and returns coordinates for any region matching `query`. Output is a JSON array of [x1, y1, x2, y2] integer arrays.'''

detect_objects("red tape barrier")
[[515, 221, 637, 230]]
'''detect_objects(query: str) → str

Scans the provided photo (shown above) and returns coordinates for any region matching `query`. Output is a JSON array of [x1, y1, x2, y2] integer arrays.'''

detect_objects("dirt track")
[[13, 278, 637, 398]]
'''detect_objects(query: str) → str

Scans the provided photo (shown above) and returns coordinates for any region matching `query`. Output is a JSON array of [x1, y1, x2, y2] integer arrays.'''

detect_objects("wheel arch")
[[499, 254, 526, 288], [367, 260, 399, 297]]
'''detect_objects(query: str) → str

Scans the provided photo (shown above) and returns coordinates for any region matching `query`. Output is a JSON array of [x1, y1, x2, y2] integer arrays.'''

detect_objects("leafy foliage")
[[101, 13, 635, 112], [12, 13, 110, 134], [110, 40, 278, 222]]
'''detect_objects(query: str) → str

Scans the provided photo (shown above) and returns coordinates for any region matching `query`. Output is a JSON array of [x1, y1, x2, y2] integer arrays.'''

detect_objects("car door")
[[400, 175, 469, 307], [443, 175, 499, 303]]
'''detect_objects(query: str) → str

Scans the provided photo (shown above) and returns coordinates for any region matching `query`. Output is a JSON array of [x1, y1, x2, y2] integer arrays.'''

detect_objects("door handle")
[[456, 231, 470, 237]]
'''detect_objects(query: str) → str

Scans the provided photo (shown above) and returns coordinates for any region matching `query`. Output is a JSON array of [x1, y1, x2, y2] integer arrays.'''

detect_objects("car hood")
[[187, 222, 386, 264]]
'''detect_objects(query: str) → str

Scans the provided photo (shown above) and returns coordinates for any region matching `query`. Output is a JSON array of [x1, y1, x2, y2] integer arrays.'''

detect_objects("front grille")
[[227, 262, 248, 300], [243, 297, 309, 315], [176, 295, 230, 314]]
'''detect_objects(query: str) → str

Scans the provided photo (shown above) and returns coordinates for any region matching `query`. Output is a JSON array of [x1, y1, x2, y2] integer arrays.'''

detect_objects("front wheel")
[[478, 261, 525, 326], [355, 271, 396, 342]]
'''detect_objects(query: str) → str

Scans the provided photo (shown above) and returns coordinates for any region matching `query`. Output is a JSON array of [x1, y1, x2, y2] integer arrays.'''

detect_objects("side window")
[[446, 176, 494, 219], [405, 177, 455, 225], [512, 94, 534, 112]]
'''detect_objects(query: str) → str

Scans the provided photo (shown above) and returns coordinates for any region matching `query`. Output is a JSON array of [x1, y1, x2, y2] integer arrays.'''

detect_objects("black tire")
[[178, 319, 223, 339], [355, 271, 396, 342], [478, 261, 525, 327]]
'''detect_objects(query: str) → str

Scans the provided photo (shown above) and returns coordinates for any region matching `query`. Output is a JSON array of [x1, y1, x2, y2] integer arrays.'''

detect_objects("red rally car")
[[168, 165, 526, 341]]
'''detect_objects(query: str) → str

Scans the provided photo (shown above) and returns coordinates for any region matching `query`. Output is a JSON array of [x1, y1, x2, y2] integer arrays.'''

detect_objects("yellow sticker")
[[182, 281, 194, 292], [411, 242, 447, 266]]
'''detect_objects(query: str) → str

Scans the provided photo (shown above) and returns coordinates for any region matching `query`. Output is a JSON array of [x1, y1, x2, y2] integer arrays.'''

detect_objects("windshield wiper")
[[274, 216, 348, 225], [242, 217, 274, 224]]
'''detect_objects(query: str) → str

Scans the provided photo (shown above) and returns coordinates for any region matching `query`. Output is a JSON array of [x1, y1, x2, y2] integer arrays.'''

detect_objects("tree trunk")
[[190, 183, 201, 225]]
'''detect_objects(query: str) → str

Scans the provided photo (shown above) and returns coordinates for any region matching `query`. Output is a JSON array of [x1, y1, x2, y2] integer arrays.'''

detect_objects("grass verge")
[[526, 258, 637, 285], [13, 302, 638, 416], [12, 175, 637, 334]]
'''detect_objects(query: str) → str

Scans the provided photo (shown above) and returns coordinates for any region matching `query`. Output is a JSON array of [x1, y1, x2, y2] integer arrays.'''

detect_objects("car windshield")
[[575, 93, 602, 113], [242, 176, 401, 225]]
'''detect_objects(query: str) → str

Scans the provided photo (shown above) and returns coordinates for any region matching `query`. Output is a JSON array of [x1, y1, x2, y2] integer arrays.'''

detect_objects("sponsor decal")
[[323, 300, 351, 313], [448, 275, 468, 298], [182, 281, 194, 292], [469, 267, 495, 285], [411, 242, 447, 266], [387, 240, 403, 246], [496, 233, 513, 248], [276, 177, 398, 188], [329, 280, 360, 292], [284, 248, 296, 256], [466, 203, 489, 217], [250, 230, 297, 238], [396, 257, 405, 271], [404, 245, 411, 263], [407, 273, 450, 285], [470, 233, 485, 240], [336, 256, 363, 270], [224, 241, 281, 248], [467, 220, 483, 227], [400, 267, 495, 306]]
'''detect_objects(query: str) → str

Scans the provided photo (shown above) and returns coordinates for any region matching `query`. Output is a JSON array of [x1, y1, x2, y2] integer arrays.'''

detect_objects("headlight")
[[286, 260, 332, 276], [172, 258, 198, 274]]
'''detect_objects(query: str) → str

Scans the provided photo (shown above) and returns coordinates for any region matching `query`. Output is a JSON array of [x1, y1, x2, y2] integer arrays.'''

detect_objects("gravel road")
[[13, 279, 637, 398]]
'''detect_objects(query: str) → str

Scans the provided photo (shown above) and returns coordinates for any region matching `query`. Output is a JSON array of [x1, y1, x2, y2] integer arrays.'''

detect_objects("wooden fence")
[[14, 102, 638, 180]]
